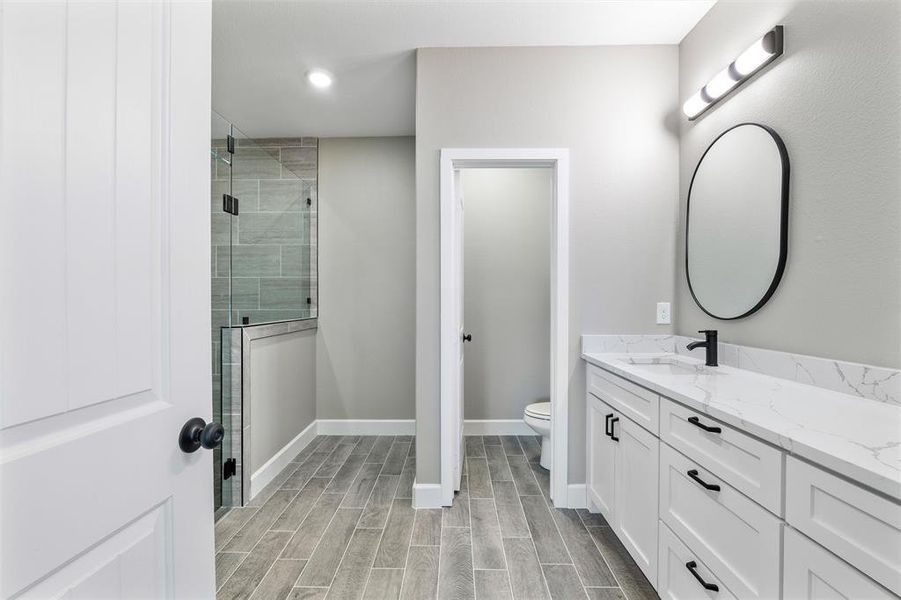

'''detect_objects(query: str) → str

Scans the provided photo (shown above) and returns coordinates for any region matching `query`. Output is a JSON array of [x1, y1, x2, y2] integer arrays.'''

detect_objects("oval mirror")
[[686, 123, 789, 320]]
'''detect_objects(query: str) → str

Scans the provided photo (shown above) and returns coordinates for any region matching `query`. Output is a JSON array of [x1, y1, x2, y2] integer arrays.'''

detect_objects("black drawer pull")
[[687, 469, 721, 491], [686, 561, 719, 592], [609, 417, 619, 442], [605, 413, 614, 437], [688, 416, 722, 433]]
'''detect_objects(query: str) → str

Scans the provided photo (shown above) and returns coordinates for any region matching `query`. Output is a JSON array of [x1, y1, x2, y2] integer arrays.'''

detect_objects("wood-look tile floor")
[[215, 435, 658, 600]]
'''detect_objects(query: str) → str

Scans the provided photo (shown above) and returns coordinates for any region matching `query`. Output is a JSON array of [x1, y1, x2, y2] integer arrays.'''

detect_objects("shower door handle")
[[179, 417, 224, 453]]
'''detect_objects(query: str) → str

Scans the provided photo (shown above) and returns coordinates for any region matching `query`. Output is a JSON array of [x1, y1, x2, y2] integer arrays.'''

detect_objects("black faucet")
[[687, 330, 718, 366]]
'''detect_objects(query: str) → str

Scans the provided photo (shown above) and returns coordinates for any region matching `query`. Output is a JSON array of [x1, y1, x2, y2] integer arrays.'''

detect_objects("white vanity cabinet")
[[587, 383, 659, 588], [584, 357, 901, 600]]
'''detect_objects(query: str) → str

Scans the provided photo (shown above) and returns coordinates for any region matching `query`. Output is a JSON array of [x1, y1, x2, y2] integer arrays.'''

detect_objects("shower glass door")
[[210, 113, 319, 515], [211, 112, 234, 514]]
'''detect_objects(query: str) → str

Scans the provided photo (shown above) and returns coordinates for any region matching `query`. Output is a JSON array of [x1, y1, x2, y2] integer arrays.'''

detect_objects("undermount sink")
[[618, 356, 702, 375]]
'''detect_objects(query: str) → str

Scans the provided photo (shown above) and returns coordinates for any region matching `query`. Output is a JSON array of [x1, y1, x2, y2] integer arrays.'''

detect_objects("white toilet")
[[523, 401, 551, 469]]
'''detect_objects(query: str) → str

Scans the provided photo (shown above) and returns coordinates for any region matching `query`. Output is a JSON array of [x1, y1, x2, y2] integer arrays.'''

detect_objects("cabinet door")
[[587, 395, 616, 524], [614, 414, 659, 589], [784, 527, 895, 600]]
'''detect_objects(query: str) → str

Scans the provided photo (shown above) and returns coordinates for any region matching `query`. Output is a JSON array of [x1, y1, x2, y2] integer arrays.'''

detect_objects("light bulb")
[[734, 33, 776, 76], [704, 67, 739, 100], [682, 91, 710, 119], [307, 69, 333, 89]]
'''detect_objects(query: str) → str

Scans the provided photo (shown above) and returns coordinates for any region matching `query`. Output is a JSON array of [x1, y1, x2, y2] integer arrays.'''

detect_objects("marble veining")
[[581, 335, 900, 406], [582, 349, 901, 501]]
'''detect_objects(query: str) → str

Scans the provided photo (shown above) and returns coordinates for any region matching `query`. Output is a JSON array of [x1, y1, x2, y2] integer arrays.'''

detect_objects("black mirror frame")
[[685, 122, 790, 320]]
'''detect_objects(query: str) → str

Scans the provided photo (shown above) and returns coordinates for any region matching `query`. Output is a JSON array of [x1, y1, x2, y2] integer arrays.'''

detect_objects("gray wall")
[[463, 168, 552, 420], [676, 1, 900, 368], [249, 328, 317, 473], [416, 46, 680, 485], [316, 137, 416, 419]]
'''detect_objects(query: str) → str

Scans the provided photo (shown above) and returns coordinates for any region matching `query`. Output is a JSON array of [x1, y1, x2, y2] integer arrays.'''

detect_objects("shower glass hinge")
[[222, 194, 239, 215], [226, 134, 235, 154], [223, 458, 236, 480]]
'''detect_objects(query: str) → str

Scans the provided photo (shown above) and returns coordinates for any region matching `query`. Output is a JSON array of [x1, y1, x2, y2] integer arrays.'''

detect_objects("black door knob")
[[179, 417, 225, 453], [462, 333, 472, 342]]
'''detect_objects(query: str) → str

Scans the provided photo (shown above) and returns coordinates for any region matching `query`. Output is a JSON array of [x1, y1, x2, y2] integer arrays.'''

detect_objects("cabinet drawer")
[[659, 443, 782, 600], [784, 527, 895, 600], [786, 456, 901, 597], [658, 520, 737, 600], [587, 364, 658, 434], [660, 399, 783, 514]]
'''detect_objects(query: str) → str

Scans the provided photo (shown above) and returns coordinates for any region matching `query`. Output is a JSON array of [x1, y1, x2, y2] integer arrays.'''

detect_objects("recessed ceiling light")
[[307, 69, 333, 89]]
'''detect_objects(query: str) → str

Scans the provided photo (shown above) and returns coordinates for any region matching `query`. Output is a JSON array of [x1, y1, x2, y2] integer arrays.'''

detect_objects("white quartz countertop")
[[582, 351, 901, 501]]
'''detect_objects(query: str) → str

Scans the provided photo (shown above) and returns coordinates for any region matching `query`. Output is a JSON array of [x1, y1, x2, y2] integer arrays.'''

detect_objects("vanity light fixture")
[[306, 68, 333, 89], [683, 26, 784, 120]]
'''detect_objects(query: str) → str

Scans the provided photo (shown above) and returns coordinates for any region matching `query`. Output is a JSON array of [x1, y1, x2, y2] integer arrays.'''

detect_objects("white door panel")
[[587, 395, 616, 523], [0, 2, 213, 598], [614, 415, 659, 588]]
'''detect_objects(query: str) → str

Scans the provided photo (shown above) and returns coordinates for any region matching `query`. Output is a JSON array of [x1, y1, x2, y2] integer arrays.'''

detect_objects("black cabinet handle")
[[605, 413, 614, 437], [687, 469, 721, 491], [686, 561, 719, 592], [688, 416, 722, 434], [462, 333, 472, 342], [609, 417, 619, 442]]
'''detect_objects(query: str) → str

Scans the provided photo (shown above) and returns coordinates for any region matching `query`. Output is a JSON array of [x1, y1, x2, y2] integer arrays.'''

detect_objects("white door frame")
[[439, 148, 570, 507]]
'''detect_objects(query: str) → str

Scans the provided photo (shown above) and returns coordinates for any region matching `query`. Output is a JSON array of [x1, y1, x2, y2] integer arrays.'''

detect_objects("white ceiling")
[[212, 0, 716, 138]]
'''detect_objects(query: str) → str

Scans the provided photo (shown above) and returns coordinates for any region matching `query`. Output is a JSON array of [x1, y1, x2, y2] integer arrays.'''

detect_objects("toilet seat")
[[524, 402, 551, 421]]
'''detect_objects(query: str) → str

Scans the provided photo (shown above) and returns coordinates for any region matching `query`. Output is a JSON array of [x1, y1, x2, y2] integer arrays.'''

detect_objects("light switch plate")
[[656, 302, 671, 325]]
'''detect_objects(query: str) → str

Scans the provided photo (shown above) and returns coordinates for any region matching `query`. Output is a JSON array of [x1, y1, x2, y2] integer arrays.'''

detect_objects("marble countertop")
[[582, 351, 901, 501]]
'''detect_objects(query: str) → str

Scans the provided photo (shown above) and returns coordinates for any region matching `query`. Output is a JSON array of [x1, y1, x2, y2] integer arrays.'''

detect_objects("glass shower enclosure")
[[210, 111, 318, 517]]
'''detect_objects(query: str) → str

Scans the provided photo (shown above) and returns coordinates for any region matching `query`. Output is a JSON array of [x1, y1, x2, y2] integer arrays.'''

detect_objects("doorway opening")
[[439, 149, 570, 507]]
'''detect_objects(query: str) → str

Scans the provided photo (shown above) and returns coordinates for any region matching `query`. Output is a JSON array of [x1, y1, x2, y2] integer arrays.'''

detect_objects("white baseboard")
[[412, 482, 444, 509], [250, 420, 317, 499], [566, 483, 587, 509], [463, 419, 534, 436], [316, 419, 415, 436]]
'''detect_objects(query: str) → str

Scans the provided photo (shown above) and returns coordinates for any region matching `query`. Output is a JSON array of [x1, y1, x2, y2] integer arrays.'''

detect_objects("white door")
[[587, 397, 616, 523], [453, 169, 465, 491], [614, 415, 659, 589], [0, 2, 214, 598]]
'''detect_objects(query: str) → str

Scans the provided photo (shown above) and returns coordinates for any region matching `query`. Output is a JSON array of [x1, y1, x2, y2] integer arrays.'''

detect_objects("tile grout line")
[[468, 456, 476, 600], [216, 447, 316, 595], [218, 487, 300, 595], [221, 435, 328, 597], [250, 436, 345, 595], [583, 522, 629, 598], [330, 438, 396, 597], [482, 437, 523, 600], [502, 438, 554, 600], [300, 436, 372, 593], [484, 454, 516, 600], [520, 444, 604, 598], [371, 451, 416, 599]]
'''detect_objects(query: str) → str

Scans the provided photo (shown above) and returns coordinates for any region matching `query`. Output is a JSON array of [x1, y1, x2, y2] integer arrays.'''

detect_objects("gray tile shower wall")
[[211, 136, 318, 329]]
